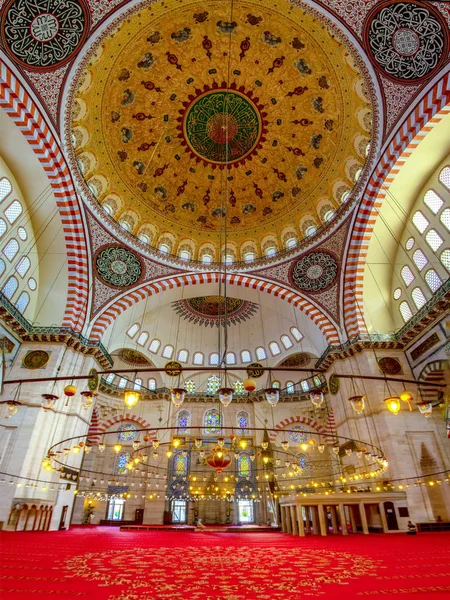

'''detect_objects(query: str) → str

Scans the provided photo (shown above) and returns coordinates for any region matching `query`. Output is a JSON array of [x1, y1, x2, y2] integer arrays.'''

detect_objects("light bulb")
[[239, 439, 248, 450], [384, 396, 401, 415], [114, 444, 122, 453], [172, 438, 181, 448], [261, 441, 269, 450], [124, 390, 140, 408]]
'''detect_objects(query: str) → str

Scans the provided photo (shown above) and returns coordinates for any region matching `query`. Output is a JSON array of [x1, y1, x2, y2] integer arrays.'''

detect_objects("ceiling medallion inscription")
[[365, 1, 447, 82], [1, 0, 90, 70], [172, 295, 259, 327], [96, 247, 142, 288], [290, 251, 338, 293], [180, 87, 265, 166]]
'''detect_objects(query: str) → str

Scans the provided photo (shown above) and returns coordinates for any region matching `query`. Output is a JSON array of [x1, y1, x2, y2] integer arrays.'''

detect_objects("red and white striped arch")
[[0, 62, 89, 331], [269, 411, 337, 446], [343, 73, 450, 338], [89, 272, 341, 345], [87, 411, 155, 443]]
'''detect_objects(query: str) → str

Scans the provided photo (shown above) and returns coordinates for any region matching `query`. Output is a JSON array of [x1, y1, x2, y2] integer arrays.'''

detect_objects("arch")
[[343, 74, 450, 337], [88, 412, 154, 443], [0, 63, 89, 331], [89, 273, 340, 344], [269, 412, 337, 446], [418, 359, 450, 407]]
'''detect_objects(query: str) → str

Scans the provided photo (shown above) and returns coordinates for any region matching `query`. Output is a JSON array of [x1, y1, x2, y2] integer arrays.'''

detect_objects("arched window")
[[139, 233, 150, 244], [399, 301, 413, 322], [237, 410, 249, 434], [244, 251, 255, 262], [4, 200, 22, 224], [126, 323, 139, 338], [117, 423, 138, 442], [204, 408, 222, 434], [305, 226, 317, 237], [301, 380, 310, 392], [289, 425, 309, 444], [412, 210, 429, 233], [202, 254, 212, 264], [177, 349, 188, 363], [226, 352, 236, 365], [206, 375, 220, 395], [440, 208, 450, 231], [265, 246, 276, 257], [323, 209, 335, 222], [148, 339, 160, 353], [185, 380, 195, 394], [114, 451, 130, 475], [2, 276, 18, 299], [15, 291, 29, 313], [148, 378, 157, 391], [0, 219, 6, 239], [177, 410, 190, 434], [173, 452, 188, 477], [439, 166, 450, 191], [179, 250, 190, 261], [441, 249, 450, 271], [238, 453, 251, 478], [286, 381, 295, 394], [119, 220, 131, 232], [15, 256, 30, 277], [233, 380, 245, 396], [3, 238, 19, 261], [193, 352, 204, 365], [285, 237, 297, 249], [159, 243, 170, 254], [118, 378, 127, 389], [296, 453, 310, 474], [240, 350, 251, 363], [136, 332, 149, 346], [425, 229, 443, 252], [162, 345, 174, 359], [425, 269, 442, 292], [269, 341, 281, 356], [423, 190, 443, 214], [103, 204, 113, 216], [411, 287, 427, 309], [0, 258, 6, 276], [412, 249, 428, 271], [401, 266, 415, 286], [0, 178, 12, 203], [209, 352, 219, 366], [281, 335, 293, 349], [134, 378, 142, 390], [224, 254, 233, 265], [290, 327, 303, 341], [272, 381, 280, 388], [105, 373, 115, 384], [255, 346, 267, 360]]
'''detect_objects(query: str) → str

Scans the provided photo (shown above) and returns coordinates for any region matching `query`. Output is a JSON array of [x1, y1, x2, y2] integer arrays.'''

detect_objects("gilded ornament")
[[22, 350, 50, 370]]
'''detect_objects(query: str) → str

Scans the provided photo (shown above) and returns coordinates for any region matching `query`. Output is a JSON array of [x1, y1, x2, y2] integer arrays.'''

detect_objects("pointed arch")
[[89, 272, 340, 344], [269, 412, 336, 446], [89, 413, 155, 443], [0, 63, 89, 331]]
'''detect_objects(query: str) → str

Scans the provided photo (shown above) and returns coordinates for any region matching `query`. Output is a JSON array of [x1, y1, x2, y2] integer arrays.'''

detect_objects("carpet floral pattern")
[[1, 529, 450, 599]]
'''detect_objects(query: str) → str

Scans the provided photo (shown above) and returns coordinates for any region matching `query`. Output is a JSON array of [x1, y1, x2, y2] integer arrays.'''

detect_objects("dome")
[[68, 0, 373, 261]]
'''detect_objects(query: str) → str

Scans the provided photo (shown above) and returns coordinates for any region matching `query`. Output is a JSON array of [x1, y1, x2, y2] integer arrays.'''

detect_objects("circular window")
[[18, 227, 27, 241], [393, 288, 402, 300], [28, 278, 37, 291], [405, 237, 415, 251]]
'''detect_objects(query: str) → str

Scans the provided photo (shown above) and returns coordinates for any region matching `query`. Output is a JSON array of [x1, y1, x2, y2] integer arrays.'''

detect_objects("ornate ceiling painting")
[[172, 296, 259, 327], [68, 0, 374, 259]]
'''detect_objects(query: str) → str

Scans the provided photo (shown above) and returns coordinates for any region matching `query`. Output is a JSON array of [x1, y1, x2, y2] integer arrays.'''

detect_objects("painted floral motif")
[[290, 251, 338, 293], [172, 296, 259, 327], [1, 0, 89, 70], [96, 247, 143, 287]]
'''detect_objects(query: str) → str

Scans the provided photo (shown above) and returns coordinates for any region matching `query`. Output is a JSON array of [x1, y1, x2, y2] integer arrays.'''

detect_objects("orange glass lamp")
[[400, 391, 413, 411], [206, 448, 232, 473], [384, 396, 401, 415]]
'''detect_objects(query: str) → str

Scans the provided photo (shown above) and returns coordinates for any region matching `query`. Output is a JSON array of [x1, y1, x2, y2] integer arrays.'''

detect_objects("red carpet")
[[1, 528, 450, 599]]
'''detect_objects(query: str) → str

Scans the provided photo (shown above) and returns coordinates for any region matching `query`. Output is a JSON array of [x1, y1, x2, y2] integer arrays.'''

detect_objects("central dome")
[[69, 0, 373, 260]]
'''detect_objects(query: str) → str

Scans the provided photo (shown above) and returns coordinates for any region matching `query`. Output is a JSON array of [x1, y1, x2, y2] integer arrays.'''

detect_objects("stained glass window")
[[117, 423, 138, 441], [296, 453, 310, 474], [178, 410, 190, 434], [204, 408, 222, 434], [185, 380, 195, 394], [148, 378, 157, 391], [233, 381, 245, 396], [115, 451, 130, 475], [286, 381, 295, 393], [289, 425, 309, 444], [237, 410, 249, 434], [206, 375, 220, 395], [173, 452, 188, 477], [238, 453, 251, 478]]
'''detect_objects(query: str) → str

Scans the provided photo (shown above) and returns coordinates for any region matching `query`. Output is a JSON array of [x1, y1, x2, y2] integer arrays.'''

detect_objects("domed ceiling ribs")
[[69, 0, 373, 261]]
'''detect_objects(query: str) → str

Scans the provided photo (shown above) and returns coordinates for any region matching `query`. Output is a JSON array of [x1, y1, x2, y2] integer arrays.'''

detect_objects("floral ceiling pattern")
[[68, 0, 373, 257], [172, 295, 259, 327]]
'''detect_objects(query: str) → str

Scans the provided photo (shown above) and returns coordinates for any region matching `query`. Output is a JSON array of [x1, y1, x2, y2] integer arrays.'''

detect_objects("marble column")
[[349, 505, 357, 533], [311, 505, 320, 535], [379, 502, 389, 533], [317, 504, 327, 536], [359, 502, 369, 535], [290, 505, 298, 536], [285, 505, 292, 534], [296, 505, 305, 537], [304, 506, 311, 534], [330, 505, 338, 534], [338, 504, 348, 535], [280, 505, 287, 532]]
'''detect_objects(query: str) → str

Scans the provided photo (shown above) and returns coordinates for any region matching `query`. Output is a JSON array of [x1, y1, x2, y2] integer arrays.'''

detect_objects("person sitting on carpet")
[[196, 518, 206, 529], [407, 521, 417, 535]]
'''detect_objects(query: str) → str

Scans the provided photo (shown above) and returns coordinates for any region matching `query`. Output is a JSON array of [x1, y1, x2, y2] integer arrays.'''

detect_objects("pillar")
[[349, 505, 357, 533], [304, 506, 311, 534], [280, 505, 287, 532], [285, 505, 292, 534], [359, 503, 369, 535], [296, 505, 305, 536], [338, 504, 348, 535], [330, 505, 338, 534], [311, 505, 320, 535], [290, 505, 298, 536], [379, 502, 389, 533], [317, 504, 327, 536]]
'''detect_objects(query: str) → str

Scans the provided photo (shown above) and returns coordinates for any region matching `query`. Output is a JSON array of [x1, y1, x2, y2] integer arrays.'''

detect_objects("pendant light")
[[170, 387, 186, 408]]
